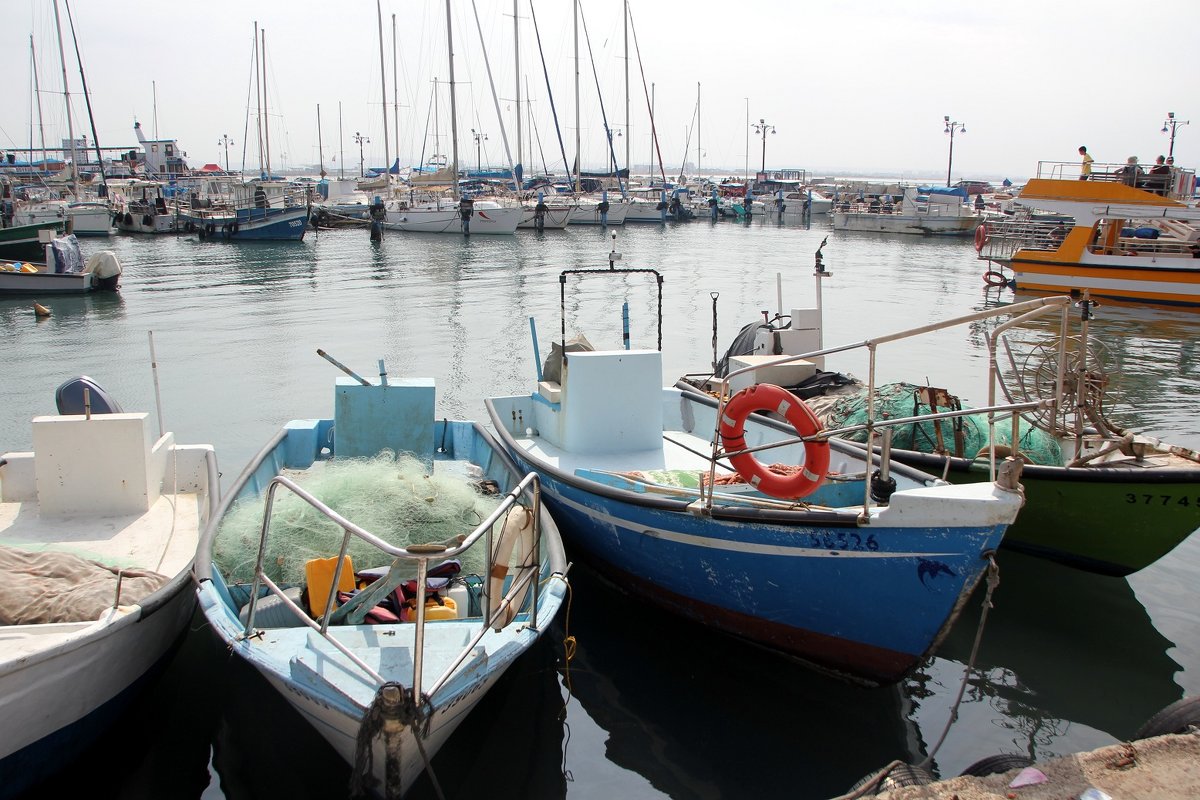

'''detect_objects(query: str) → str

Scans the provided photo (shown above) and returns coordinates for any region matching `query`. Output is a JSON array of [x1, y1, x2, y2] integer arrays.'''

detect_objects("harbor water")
[[2, 219, 1198, 799]]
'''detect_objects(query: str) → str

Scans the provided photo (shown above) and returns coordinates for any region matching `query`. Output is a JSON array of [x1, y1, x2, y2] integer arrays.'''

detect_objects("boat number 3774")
[[1125, 493, 1200, 506]]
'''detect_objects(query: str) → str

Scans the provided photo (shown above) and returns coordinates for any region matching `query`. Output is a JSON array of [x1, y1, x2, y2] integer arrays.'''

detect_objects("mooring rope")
[[350, 681, 444, 800]]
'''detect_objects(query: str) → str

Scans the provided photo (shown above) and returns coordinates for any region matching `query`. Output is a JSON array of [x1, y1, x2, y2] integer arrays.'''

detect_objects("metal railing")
[[704, 297, 1073, 512], [240, 471, 544, 700]]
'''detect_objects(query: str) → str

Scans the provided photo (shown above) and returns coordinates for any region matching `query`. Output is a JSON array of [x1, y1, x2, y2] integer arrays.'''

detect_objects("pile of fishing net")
[[215, 452, 499, 585], [811, 382, 1063, 465]]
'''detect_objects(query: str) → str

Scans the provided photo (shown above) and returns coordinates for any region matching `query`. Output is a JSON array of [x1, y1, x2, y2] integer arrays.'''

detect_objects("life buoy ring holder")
[[974, 223, 988, 253], [488, 504, 538, 631], [719, 383, 830, 499]]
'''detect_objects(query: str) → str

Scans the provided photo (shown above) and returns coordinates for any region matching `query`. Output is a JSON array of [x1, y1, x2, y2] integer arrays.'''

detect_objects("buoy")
[[34, 302, 51, 318]]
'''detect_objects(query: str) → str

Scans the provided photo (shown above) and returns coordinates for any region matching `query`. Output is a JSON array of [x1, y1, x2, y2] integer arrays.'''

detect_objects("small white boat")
[[195, 361, 569, 797], [0, 233, 121, 296], [831, 187, 980, 236], [566, 196, 628, 225], [0, 377, 219, 795], [384, 195, 522, 235]]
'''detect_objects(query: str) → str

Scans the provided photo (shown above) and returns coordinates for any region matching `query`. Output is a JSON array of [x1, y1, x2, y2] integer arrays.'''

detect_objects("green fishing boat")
[[0, 219, 67, 263]]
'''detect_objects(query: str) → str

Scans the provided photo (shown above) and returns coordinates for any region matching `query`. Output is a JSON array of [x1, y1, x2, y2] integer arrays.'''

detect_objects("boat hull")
[[1009, 257, 1200, 308], [885, 449, 1200, 576], [184, 207, 310, 241], [0, 582, 195, 799], [384, 204, 522, 234], [0, 220, 66, 262], [0, 268, 109, 295], [832, 211, 979, 235]]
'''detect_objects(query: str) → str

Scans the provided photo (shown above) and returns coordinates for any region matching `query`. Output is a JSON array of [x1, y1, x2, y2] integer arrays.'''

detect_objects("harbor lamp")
[[752, 118, 775, 174], [471, 128, 487, 172], [944, 116, 965, 187], [1162, 112, 1189, 160], [218, 134, 234, 173], [355, 131, 370, 177]]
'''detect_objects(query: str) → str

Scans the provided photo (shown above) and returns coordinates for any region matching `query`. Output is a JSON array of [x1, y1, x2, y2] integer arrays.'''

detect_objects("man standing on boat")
[[1079, 146, 1094, 180]]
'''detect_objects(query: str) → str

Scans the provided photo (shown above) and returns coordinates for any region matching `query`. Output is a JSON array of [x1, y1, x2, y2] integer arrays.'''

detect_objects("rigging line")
[[528, 0, 573, 185], [578, 4, 626, 197], [677, 103, 698, 182], [240, 43, 254, 174], [626, 4, 666, 184]]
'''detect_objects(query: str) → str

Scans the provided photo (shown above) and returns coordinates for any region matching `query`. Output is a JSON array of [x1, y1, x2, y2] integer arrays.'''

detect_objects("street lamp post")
[[218, 134, 234, 173], [944, 116, 965, 187], [354, 131, 370, 177], [471, 128, 487, 172], [1162, 112, 1190, 160], [752, 118, 775, 174]]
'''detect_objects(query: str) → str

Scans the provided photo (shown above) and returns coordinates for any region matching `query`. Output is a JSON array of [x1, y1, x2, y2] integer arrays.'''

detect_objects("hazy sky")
[[1, 0, 1195, 183]]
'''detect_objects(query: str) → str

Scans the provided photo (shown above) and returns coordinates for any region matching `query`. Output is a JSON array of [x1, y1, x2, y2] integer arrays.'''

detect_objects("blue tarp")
[[917, 186, 969, 201]]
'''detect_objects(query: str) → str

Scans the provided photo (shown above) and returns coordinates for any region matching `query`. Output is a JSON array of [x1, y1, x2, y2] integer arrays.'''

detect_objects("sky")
[[1, 0, 1196, 184]]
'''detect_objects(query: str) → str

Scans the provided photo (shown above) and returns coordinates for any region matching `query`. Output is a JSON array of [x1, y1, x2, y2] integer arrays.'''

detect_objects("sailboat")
[[384, 1, 521, 235]]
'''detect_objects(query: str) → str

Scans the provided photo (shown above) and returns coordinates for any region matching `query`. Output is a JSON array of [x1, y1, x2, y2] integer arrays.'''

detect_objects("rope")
[[558, 579, 576, 783], [917, 552, 1001, 770], [350, 682, 444, 800]]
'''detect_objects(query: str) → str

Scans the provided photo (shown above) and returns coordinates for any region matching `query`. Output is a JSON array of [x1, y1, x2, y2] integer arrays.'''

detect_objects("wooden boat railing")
[[707, 296, 1073, 513], [240, 470, 545, 700]]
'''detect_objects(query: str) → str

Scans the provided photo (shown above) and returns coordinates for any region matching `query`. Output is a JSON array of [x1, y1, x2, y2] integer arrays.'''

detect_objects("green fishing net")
[[818, 382, 1063, 465], [215, 452, 499, 585]]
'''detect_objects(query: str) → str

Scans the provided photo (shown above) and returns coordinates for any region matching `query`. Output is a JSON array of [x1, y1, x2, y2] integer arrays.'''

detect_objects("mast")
[[376, 0, 390, 189], [31, 37, 48, 173], [470, 0, 518, 191], [63, 0, 107, 187], [338, 101, 344, 180], [392, 13, 399, 179], [513, 0, 522, 185], [624, 0, 630, 183], [433, 77, 440, 167], [650, 83, 655, 181], [445, 0, 461, 201], [51, 0, 78, 196], [317, 104, 325, 177], [262, 28, 272, 178], [697, 82, 700, 181], [254, 23, 263, 174], [573, 0, 580, 194]]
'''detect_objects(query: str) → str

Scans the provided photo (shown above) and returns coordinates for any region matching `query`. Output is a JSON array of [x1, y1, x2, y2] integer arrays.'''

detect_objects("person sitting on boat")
[[1148, 155, 1170, 195], [974, 194, 986, 212], [254, 185, 269, 208], [868, 197, 881, 213], [1116, 156, 1144, 187]]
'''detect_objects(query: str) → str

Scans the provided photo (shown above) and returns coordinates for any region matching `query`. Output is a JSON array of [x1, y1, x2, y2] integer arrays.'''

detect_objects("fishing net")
[[215, 452, 499, 586], [815, 382, 1063, 465]]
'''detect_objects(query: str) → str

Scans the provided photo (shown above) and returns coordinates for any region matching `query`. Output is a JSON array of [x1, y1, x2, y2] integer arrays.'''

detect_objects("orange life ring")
[[974, 222, 988, 253], [719, 383, 830, 499], [983, 270, 1009, 288]]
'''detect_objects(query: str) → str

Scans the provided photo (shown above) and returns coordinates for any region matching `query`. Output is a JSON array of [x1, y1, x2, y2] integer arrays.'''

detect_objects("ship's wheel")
[[998, 334, 1117, 436]]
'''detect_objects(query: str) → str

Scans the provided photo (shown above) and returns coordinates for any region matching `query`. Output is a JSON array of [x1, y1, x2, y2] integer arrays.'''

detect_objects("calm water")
[[4, 218, 1199, 799]]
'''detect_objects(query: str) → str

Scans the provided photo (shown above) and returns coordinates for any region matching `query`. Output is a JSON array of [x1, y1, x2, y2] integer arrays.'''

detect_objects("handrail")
[[704, 296, 1072, 511], [240, 470, 544, 700]]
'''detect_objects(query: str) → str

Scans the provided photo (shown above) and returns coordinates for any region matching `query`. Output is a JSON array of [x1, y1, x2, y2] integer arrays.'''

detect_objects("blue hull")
[[184, 207, 310, 241]]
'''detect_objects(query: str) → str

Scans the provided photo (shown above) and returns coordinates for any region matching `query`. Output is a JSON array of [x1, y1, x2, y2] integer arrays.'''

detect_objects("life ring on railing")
[[974, 222, 988, 253], [488, 504, 537, 631], [719, 383, 830, 499], [983, 269, 1009, 288]]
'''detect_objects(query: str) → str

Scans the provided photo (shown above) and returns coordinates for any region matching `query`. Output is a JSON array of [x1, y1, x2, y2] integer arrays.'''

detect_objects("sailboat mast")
[[254, 23, 263, 175], [445, 0, 461, 201], [63, 0, 107, 186], [433, 78, 440, 166], [317, 104, 325, 177], [392, 13, 399, 179], [339, 101, 344, 180], [30, 37, 48, 172], [51, 0, 78, 195], [262, 29, 272, 178], [697, 82, 700, 181], [573, 0, 580, 194], [513, 0, 522, 184], [376, 0, 391, 190], [624, 0, 630, 183], [470, 0, 518, 191]]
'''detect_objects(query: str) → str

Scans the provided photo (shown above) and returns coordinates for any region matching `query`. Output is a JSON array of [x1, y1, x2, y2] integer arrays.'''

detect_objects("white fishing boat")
[[0, 377, 218, 796], [194, 357, 569, 798], [0, 232, 121, 295], [831, 186, 981, 236]]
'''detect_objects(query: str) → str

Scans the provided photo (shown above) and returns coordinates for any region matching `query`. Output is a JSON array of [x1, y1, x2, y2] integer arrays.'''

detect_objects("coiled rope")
[[350, 682, 443, 800]]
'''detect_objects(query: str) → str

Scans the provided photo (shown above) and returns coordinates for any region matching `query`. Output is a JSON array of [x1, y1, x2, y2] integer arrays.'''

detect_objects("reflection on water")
[[5, 220, 1199, 798]]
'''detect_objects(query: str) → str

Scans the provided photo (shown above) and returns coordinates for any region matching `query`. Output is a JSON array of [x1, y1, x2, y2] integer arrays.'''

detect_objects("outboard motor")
[[55, 376, 123, 415]]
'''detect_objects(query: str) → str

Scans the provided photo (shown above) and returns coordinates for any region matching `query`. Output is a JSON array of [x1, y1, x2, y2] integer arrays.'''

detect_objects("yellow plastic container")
[[304, 555, 356, 616], [402, 595, 458, 622]]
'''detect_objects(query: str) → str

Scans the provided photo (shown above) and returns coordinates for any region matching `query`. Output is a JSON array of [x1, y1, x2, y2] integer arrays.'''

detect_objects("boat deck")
[[0, 494, 203, 576]]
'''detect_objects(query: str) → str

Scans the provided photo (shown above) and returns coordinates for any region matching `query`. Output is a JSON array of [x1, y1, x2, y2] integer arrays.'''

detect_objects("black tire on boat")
[[1135, 696, 1200, 739], [231, 222, 239, 235], [123, 212, 133, 226], [848, 763, 936, 794], [185, 221, 195, 234], [959, 753, 1035, 777]]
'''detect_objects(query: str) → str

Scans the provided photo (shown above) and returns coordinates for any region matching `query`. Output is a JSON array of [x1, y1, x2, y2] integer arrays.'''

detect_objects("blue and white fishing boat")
[[485, 257, 1033, 686], [194, 356, 569, 798], [0, 377, 218, 797], [180, 178, 310, 241]]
